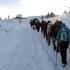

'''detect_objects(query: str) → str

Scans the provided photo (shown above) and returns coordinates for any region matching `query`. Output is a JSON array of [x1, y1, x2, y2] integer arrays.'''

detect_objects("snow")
[[59, 13, 70, 29], [0, 19, 55, 70], [0, 13, 70, 70]]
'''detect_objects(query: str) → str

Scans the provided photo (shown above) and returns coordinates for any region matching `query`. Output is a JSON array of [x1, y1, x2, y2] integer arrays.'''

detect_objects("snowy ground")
[[0, 14, 70, 70], [0, 19, 55, 70]]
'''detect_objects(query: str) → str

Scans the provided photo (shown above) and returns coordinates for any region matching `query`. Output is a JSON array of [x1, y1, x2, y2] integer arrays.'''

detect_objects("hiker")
[[46, 21, 53, 45], [40, 20, 47, 37], [52, 20, 62, 52], [36, 20, 40, 32], [56, 23, 70, 67]]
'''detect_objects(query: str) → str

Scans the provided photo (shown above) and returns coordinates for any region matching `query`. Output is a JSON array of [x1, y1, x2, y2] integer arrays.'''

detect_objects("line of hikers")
[[30, 18, 70, 67]]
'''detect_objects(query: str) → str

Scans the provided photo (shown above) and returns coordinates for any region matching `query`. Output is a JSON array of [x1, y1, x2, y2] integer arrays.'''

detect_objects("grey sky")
[[0, 0, 70, 19], [0, 0, 23, 6]]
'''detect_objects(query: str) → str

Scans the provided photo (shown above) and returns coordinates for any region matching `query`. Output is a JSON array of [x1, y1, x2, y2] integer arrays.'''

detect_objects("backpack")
[[60, 27, 69, 41], [56, 23, 70, 41]]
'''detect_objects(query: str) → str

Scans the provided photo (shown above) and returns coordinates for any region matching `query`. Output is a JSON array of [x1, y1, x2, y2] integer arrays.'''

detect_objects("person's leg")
[[59, 41, 69, 66], [47, 32, 50, 45], [52, 37, 56, 50], [56, 41, 60, 52], [61, 49, 67, 64], [64, 42, 69, 64]]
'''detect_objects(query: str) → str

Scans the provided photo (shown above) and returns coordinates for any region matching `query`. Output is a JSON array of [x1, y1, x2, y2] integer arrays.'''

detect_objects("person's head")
[[47, 20, 51, 23], [54, 20, 63, 32]]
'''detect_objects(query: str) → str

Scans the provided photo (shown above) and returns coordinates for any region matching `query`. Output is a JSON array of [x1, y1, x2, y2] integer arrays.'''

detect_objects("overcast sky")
[[0, 0, 23, 6], [0, 0, 70, 19]]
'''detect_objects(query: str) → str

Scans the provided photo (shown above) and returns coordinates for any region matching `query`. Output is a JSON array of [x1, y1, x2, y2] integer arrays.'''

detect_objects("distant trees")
[[68, 7, 70, 13], [15, 14, 23, 24], [63, 10, 67, 14], [8, 15, 10, 19], [15, 14, 23, 19], [63, 7, 70, 14], [63, 10, 70, 14], [69, 11, 70, 13], [46, 12, 56, 18], [41, 16, 44, 19], [40, 12, 56, 19], [0, 17, 2, 20], [46, 12, 50, 18]]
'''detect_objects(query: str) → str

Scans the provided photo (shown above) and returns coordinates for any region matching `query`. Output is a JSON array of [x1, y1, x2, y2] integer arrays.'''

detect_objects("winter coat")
[[52, 22, 61, 38], [56, 23, 70, 41], [47, 23, 52, 34]]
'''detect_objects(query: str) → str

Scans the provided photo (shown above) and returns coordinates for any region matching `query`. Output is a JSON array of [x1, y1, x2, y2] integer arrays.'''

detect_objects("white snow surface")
[[0, 13, 70, 70], [0, 19, 55, 70]]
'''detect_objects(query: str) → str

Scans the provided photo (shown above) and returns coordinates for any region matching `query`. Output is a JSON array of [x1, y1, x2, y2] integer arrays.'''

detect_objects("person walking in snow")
[[46, 21, 53, 45], [36, 20, 40, 32], [51, 20, 62, 52], [40, 20, 47, 37], [56, 22, 70, 67]]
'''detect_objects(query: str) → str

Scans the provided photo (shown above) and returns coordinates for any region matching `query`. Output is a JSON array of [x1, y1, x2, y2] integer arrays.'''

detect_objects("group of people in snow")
[[30, 19, 70, 67]]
